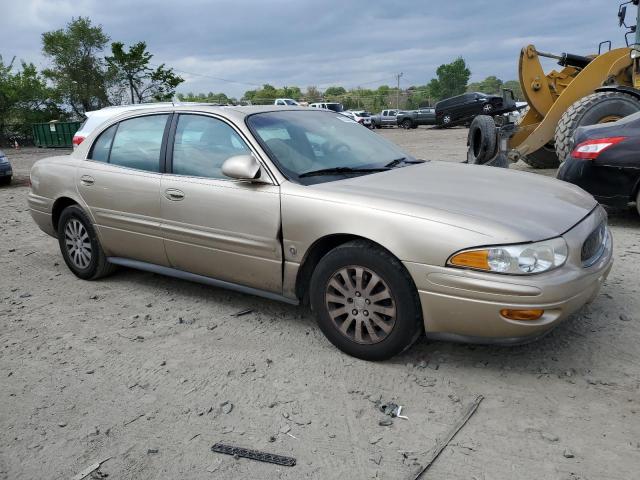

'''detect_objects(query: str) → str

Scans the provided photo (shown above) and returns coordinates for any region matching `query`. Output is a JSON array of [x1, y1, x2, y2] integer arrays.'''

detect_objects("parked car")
[[28, 105, 612, 360], [274, 98, 300, 106], [557, 111, 640, 215], [73, 102, 220, 149], [396, 108, 436, 129], [435, 92, 514, 127], [0, 149, 12, 185], [341, 110, 373, 128], [371, 109, 398, 128], [309, 102, 344, 112]]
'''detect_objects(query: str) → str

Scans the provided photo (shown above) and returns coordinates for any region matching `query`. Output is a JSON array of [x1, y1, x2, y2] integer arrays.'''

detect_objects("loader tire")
[[555, 91, 640, 163], [521, 143, 560, 169], [467, 115, 497, 165]]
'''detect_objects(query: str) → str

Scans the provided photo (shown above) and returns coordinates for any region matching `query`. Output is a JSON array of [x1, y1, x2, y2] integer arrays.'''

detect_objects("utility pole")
[[395, 72, 403, 110]]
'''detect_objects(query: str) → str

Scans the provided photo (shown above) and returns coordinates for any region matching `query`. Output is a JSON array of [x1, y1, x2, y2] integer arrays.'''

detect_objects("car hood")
[[308, 161, 597, 242]]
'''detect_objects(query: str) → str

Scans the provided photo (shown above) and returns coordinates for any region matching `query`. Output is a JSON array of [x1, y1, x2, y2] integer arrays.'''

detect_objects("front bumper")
[[0, 164, 12, 177], [404, 206, 613, 343]]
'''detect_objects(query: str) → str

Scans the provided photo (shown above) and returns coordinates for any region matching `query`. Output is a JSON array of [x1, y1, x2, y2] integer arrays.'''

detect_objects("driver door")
[[160, 114, 283, 292]]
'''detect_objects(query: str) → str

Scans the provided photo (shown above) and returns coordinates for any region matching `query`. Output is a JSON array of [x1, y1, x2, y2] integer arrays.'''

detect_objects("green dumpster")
[[32, 121, 82, 148]]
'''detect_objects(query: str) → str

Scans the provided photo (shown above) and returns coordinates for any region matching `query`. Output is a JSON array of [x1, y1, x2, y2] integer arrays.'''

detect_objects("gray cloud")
[[0, 0, 630, 97]]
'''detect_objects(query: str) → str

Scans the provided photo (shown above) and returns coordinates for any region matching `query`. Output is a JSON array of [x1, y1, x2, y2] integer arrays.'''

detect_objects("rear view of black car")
[[435, 92, 513, 127], [557, 111, 640, 215]]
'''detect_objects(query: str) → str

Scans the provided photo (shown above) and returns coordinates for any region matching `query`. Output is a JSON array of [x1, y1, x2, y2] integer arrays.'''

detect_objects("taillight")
[[72, 135, 85, 147], [571, 136, 626, 159]]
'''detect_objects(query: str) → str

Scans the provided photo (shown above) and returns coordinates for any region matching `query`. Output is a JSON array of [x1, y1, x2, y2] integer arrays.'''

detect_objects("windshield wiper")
[[298, 166, 390, 178], [384, 157, 426, 168]]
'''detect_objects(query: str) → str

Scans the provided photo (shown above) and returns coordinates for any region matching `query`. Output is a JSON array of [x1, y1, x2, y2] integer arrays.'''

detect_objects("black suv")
[[435, 92, 513, 127]]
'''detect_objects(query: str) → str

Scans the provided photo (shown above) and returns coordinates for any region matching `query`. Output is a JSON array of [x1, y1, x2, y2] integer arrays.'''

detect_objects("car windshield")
[[247, 110, 415, 185], [284, 99, 297, 105]]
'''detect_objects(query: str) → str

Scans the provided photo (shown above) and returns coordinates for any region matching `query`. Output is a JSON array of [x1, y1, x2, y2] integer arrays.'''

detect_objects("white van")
[[309, 102, 344, 112]]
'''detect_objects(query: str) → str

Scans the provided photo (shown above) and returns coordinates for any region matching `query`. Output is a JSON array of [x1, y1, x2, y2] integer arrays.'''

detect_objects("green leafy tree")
[[41, 17, 112, 115], [428, 57, 471, 100], [304, 86, 321, 102], [0, 55, 59, 144], [324, 86, 346, 97], [467, 75, 503, 94], [106, 41, 183, 103], [176, 91, 235, 104]]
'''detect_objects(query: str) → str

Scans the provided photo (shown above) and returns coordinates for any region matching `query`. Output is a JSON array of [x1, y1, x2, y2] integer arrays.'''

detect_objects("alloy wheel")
[[324, 266, 396, 344], [64, 218, 92, 269]]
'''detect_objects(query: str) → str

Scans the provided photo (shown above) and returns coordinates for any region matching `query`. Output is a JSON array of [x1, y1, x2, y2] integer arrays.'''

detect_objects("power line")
[[149, 63, 262, 88]]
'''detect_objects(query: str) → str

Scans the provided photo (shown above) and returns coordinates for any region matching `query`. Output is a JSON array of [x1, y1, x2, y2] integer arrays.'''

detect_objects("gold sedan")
[[28, 106, 613, 360]]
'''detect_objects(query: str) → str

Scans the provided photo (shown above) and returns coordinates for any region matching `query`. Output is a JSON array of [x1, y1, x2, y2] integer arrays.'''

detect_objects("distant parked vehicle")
[[274, 98, 300, 106], [0, 150, 12, 185], [371, 109, 398, 128], [435, 92, 515, 127], [557, 111, 640, 215], [341, 110, 373, 128], [395, 108, 436, 129], [309, 102, 344, 112]]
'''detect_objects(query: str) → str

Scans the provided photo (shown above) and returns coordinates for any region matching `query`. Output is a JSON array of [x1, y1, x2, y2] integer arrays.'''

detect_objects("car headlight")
[[447, 237, 568, 275]]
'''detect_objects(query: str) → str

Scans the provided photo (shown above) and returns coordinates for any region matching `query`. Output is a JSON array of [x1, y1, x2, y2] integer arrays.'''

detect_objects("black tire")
[[467, 115, 497, 164], [0, 176, 11, 186], [401, 119, 413, 129], [521, 143, 560, 169], [555, 91, 640, 162], [309, 240, 423, 361], [442, 114, 453, 127], [57, 205, 116, 280]]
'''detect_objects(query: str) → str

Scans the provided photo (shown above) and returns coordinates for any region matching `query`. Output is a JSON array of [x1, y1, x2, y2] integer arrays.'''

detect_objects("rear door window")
[[88, 124, 117, 162], [109, 115, 169, 172]]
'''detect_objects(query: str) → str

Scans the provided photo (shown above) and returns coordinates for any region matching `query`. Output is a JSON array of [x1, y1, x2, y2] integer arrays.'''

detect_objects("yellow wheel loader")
[[468, 0, 640, 169]]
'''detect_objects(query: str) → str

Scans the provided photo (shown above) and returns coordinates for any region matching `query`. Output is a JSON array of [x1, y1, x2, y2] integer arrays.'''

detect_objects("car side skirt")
[[107, 257, 299, 305]]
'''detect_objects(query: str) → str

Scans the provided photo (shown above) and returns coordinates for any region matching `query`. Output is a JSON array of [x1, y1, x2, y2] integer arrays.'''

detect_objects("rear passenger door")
[[160, 113, 283, 292], [77, 114, 171, 266]]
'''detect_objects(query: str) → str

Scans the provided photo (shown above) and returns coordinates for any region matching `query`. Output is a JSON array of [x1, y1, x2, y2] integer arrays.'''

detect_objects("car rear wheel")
[[58, 205, 116, 280], [401, 119, 413, 129], [442, 115, 453, 127], [309, 240, 423, 361], [0, 176, 11, 186]]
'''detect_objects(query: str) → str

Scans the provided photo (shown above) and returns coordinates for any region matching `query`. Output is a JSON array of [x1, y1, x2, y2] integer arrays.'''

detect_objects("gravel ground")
[[1, 131, 639, 480]]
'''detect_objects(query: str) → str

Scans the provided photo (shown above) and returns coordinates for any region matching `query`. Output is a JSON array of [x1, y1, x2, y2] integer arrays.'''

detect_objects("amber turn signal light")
[[500, 309, 544, 321], [448, 250, 489, 270]]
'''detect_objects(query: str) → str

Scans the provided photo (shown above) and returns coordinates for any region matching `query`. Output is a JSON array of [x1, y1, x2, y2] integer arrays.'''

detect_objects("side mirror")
[[222, 154, 268, 182]]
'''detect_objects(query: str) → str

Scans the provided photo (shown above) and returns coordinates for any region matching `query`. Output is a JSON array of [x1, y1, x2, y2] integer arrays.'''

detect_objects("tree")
[[106, 41, 183, 103], [42, 17, 112, 116], [324, 86, 346, 97], [0, 55, 59, 145], [176, 91, 235, 104], [428, 57, 471, 100], [304, 86, 321, 102], [467, 75, 503, 94]]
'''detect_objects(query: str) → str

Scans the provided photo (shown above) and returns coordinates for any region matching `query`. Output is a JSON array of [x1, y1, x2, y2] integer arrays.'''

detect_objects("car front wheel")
[[402, 119, 412, 129], [58, 205, 115, 280], [309, 240, 423, 360]]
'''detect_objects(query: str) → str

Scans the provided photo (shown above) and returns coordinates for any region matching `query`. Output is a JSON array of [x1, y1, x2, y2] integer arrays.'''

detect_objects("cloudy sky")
[[0, 0, 631, 97]]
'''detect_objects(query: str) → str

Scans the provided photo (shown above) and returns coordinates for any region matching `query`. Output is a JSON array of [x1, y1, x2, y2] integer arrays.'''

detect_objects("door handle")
[[80, 175, 95, 186], [164, 188, 185, 201]]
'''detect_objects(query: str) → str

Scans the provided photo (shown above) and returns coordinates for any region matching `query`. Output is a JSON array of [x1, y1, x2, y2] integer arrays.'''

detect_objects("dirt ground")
[[1, 129, 639, 480]]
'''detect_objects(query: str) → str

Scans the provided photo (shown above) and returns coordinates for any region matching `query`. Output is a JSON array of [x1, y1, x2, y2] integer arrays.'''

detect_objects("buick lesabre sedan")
[[28, 106, 613, 360]]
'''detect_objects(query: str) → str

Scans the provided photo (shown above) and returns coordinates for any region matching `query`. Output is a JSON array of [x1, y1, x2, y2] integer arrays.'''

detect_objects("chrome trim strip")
[[106, 257, 299, 305]]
